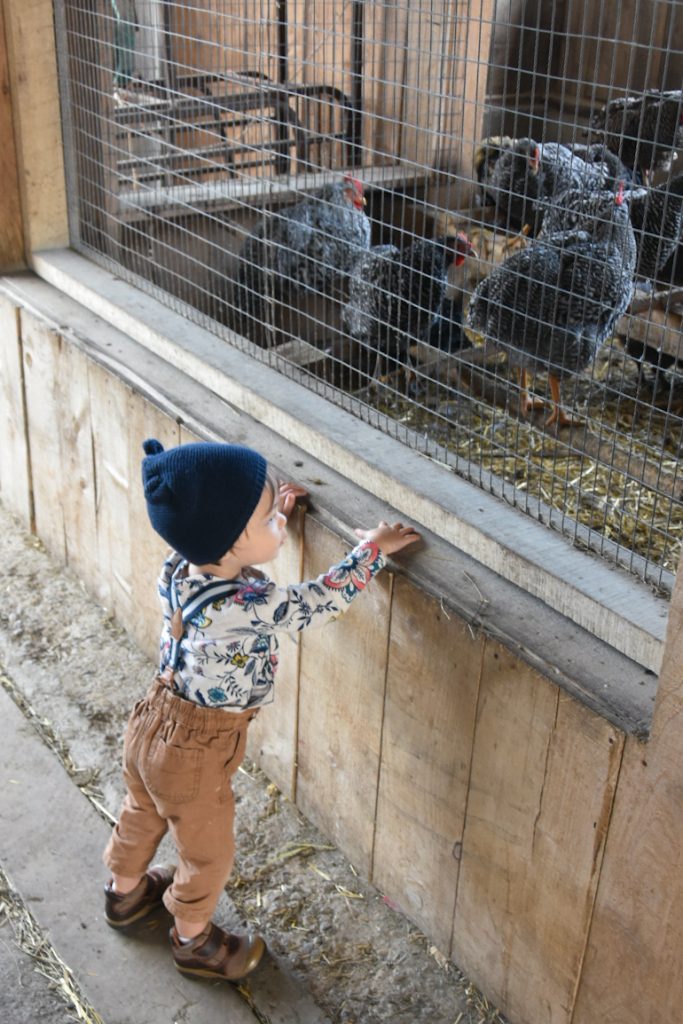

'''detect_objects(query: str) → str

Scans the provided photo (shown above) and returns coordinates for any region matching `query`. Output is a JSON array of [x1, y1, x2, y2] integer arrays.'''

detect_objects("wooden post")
[[0, 4, 24, 270], [3, 0, 69, 256]]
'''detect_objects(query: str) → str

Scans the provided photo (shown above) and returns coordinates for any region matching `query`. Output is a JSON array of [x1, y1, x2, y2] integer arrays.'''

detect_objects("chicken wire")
[[54, 0, 683, 592]]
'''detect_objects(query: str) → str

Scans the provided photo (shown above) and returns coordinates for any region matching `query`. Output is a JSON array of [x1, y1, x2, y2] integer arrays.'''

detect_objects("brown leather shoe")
[[104, 865, 176, 928], [170, 922, 266, 981]]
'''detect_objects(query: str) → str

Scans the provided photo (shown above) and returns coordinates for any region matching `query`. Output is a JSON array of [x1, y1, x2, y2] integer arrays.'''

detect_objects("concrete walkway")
[[0, 681, 330, 1024]]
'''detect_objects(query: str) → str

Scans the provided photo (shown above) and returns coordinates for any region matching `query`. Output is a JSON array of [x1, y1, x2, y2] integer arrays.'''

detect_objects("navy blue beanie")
[[141, 438, 268, 564]]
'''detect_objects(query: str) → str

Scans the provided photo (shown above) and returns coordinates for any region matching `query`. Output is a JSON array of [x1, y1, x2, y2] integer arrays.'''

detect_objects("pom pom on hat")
[[141, 438, 267, 564]]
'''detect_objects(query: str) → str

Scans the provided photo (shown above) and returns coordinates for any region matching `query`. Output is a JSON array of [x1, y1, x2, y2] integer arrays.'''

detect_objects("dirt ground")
[[0, 501, 507, 1024]]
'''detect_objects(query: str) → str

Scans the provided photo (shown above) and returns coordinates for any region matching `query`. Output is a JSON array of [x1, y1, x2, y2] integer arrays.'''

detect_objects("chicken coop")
[[1, 1, 683, 1022]]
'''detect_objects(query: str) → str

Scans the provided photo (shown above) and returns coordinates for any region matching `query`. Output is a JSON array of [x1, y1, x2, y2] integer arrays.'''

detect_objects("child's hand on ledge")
[[278, 482, 308, 518], [354, 520, 421, 556]]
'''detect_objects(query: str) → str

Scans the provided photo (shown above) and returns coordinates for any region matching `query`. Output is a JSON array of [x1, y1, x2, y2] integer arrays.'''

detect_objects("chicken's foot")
[[517, 369, 546, 416]]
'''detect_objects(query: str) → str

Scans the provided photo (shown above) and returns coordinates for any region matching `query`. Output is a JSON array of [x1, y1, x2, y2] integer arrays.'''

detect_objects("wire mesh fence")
[[54, 0, 683, 592]]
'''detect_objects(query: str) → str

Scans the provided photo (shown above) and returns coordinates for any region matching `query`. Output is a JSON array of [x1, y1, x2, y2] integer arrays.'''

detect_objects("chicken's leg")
[[517, 368, 546, 416], [545, 373, 575, 428]]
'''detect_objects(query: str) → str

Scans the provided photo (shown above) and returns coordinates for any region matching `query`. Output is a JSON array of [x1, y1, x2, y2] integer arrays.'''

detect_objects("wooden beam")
[[3, 0, 68, 254], [0, 3, 24, 270]]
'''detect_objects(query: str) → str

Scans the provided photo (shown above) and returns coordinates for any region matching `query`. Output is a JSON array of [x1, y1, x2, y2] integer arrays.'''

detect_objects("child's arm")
[[237, 520, 420, 635], [353, 520, 421, 556]]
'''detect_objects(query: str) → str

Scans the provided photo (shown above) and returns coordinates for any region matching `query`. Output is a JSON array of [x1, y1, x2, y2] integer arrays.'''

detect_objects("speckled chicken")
[[483, 138, 618, 233], [587, 89, 683, 180], [234, 176, 371, 338], [342, 233, 473, 373], [539, 173, 683, 282], [628, 173, 683, 280], [466, 187, 637, 426]]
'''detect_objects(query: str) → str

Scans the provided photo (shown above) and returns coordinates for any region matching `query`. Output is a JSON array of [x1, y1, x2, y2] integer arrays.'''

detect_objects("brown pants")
[[103, 676, 257, 923]]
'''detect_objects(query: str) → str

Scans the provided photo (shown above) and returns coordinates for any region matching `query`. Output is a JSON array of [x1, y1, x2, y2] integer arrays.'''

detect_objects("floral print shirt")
[[157, 541, 385, 710]]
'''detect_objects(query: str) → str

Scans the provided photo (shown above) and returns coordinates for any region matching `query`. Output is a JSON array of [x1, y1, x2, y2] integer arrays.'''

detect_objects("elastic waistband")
[[145, 675, 258, 732]]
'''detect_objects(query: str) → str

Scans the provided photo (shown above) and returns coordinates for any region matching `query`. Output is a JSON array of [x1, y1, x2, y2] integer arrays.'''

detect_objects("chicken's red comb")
[[615, 180, 625, 205], [343, 174, 364, 193]]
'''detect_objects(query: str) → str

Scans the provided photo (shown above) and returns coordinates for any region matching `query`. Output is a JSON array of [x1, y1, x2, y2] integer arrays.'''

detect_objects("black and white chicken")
[[628, 173, 683, 281], [482, 137, 621, 234], [539, 173, 683, 284], [587, 89, 683, 181], [234, 176, 371, 341], [342, 233, 473, 379], [466, 186, 637, 427]]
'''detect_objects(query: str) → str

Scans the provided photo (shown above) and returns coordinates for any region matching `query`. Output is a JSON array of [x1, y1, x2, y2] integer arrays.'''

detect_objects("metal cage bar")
[[54, 0, 683, 591]]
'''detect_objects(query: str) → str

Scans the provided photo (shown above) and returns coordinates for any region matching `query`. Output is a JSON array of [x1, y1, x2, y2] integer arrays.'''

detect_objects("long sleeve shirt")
[[157, 540, 385, 710]]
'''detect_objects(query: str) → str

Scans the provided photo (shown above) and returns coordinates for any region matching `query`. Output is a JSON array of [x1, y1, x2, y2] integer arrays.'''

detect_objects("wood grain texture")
[[0, 3, 24, 270], [88, 360, 134, 619], [296, 517, 392, 875], [3, 0, 68, 252], [0, 297, 31, 521], [19, 314, 66, 562], [371, 577, 482, 952], [55, 340, 98, 586], [247, 504, 305, 801], [573, 562, 683, 1023], [126, 397, 181, 662], [441, 0, 495, 176], [451, 639, 623, 1024]]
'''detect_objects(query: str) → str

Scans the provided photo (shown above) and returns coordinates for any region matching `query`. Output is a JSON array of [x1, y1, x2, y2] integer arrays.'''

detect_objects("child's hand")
[[354, 520, 421, 556], [278, 482, 308, 518]]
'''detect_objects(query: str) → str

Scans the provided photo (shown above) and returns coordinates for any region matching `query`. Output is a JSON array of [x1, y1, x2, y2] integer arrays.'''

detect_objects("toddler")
[[103, 438, 420, 982]]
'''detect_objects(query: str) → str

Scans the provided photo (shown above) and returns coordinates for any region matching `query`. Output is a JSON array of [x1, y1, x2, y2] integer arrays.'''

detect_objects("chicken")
[[483, 137, 616, 234], [539, 173, 683, 283], [628, 173, 683, 281], [424, 298, 467, 353], [473, 135, 516, 208], [587, 89, 683, 181], [466, 186, 637, 427], [342, 233, 473, 376], [234, 176, 371, 340]]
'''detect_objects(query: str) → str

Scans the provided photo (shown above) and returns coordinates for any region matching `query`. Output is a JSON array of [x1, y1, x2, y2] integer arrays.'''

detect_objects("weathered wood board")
[[296, 517, 392, 876], [12, 312, 98, 582], [248, 504, 305, 801], [371, 577, 483, 953], [451, 639, 624, 1024], [126, 394, 181, 662], [88, 360, 135, 620], [19, 314, 67, 563], [54, 339, 98, 588], [572, 559, 683, 1023], [3, 0, 68, 252], [0, 297, 31, 523], [0, 3, 24, 270]]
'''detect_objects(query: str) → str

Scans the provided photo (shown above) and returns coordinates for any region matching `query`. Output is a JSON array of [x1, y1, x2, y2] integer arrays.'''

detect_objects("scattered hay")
[[0, 867, 104, 1024], [0, 672, 113, 824], [362, 338, 683, 583], [230, 842, 335, 889]]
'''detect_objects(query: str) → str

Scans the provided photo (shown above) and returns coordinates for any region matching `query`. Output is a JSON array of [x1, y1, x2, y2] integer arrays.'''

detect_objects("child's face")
[[227, 484, 287, 568]]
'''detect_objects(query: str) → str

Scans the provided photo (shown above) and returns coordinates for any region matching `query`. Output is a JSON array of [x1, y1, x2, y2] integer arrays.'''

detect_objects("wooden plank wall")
[[3, 294, 683, 1023], [487, 0, 683, 139], [165, 0, 490, 175]]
